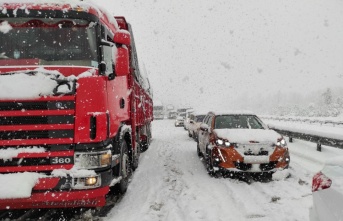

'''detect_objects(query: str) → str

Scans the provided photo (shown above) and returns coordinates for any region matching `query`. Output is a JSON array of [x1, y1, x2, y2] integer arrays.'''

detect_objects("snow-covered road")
[[105, 120, 343, 221]]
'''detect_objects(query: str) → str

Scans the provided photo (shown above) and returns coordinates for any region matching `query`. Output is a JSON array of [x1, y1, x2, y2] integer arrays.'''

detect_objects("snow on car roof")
[[208, 110, 256, 116], [191, 111, 208, 116]]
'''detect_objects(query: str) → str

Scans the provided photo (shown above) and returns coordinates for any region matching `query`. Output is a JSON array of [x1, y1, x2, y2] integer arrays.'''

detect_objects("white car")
[[310, 156, 343, 221], [183, 109, 194, 130], [174, 113, 186, 127], [187, 113, 206, 140]]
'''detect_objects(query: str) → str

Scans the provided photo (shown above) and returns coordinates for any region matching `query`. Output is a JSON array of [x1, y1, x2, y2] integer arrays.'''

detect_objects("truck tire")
[[140, 141, 149, 153], [132, 145, 140, 171], [115, 140, 132, 194]]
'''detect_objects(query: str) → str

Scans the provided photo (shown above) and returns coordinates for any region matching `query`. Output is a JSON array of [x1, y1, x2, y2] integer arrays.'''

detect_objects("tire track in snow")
[[147, 121, 245, 221], [219, 160, 313, 220]]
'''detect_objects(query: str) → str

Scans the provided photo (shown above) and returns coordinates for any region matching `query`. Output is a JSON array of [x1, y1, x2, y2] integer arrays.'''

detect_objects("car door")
[[198, 115, 209, 152], [199, 115, 213, 155]]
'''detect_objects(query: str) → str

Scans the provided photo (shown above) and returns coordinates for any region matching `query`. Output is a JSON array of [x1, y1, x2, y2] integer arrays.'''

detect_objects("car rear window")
[[195, 115, 205, 122]]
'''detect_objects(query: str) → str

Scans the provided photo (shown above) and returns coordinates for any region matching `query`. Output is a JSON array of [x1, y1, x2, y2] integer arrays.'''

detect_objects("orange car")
[[197, 112, 290, 178]]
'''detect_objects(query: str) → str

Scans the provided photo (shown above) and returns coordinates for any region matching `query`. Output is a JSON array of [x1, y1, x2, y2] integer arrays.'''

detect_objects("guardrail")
[[262, 116, 343, 127], [268, 126, 343, 152]]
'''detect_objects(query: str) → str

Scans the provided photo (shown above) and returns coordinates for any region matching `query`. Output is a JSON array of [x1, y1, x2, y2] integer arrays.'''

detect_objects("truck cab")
[[0, 1, 153, 209]]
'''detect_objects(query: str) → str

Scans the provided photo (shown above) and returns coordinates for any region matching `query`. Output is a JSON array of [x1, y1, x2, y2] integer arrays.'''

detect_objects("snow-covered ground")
[[105, 120, 343, 221]]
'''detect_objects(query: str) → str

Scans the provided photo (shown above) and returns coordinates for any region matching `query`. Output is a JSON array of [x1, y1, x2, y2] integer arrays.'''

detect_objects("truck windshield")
[[0, 18, 98, 66]]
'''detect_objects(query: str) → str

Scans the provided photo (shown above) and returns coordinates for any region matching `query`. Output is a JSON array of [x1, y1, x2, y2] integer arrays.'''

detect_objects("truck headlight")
[[85, 177, 98, 186], [74, 150, 112, 169], [73, 175, 101, 189]]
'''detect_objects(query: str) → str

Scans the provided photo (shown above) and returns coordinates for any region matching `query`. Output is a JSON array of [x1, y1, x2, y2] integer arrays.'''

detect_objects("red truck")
[[0, 1, 153, 209]]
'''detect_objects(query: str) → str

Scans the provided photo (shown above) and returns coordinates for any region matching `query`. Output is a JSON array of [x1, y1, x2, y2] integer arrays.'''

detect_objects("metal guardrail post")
[[317, 142, 322, 152]]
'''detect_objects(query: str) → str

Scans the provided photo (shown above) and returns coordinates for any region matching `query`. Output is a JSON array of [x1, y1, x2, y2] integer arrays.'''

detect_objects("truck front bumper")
[[0, 186, 109, 210]]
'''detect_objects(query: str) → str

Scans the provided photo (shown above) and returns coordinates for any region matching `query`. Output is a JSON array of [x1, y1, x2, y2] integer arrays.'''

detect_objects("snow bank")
[[0, 146, 46, 161], [272, 169, 290, 181], [325, 156, 343, 167], [0, 172, 42, 199], [265, 119, 343, 141]]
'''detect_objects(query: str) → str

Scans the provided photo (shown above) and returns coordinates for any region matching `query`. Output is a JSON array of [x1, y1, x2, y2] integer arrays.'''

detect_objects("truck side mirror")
[[113, 30, 130, 45], [115, 47, 129, 76]]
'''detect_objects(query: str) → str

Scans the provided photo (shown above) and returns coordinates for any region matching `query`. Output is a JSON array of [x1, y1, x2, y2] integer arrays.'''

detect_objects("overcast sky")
[[100, 0, 343, 110]]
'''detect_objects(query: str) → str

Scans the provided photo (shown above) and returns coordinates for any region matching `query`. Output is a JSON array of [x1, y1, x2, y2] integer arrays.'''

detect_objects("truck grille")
[[0, 101, 74, 111], [0, 130, 74, 139], [0, 97, 75, 142], [0, 116, 74, 125]]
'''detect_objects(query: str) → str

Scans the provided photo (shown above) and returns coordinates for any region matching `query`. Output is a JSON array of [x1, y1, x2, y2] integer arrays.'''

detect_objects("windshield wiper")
[[0, 53, 9, 59]]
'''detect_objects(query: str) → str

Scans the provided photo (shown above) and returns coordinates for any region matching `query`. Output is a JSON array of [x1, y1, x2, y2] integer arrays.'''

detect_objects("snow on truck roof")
[[0, 0, 119, 31]]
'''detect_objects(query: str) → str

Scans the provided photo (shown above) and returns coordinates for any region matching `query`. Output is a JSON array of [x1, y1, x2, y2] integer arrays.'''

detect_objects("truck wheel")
[[132, 146, 140, 171], [115, 140, 132, 194], [140, 142, 149, 153]]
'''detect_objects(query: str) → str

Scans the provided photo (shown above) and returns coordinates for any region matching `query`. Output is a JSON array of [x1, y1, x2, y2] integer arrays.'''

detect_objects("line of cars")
[[174, 107, 193, 127], [178, 110, 290, 178], [176, 110, 342, 220]]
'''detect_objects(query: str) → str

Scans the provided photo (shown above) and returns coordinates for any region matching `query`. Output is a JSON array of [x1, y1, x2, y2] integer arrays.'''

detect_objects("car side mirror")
[[200, 123, 209, 132]]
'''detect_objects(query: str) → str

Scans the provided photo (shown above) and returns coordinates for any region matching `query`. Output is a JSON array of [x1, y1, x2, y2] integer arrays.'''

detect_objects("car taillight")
[[312, 172, 332, 192]]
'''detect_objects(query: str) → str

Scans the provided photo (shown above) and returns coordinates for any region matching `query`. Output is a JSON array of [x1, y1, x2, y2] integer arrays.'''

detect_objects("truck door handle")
[[120, 98, 125, 109]]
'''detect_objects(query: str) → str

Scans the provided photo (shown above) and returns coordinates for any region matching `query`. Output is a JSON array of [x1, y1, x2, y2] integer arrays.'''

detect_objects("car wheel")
[[188, 131, 192, 137], [205, 147, 221, 178], [197, 142, 201, 157]]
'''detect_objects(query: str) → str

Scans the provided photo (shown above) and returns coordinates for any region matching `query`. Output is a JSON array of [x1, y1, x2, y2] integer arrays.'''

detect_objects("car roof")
[[207, 110, 256, 116]]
